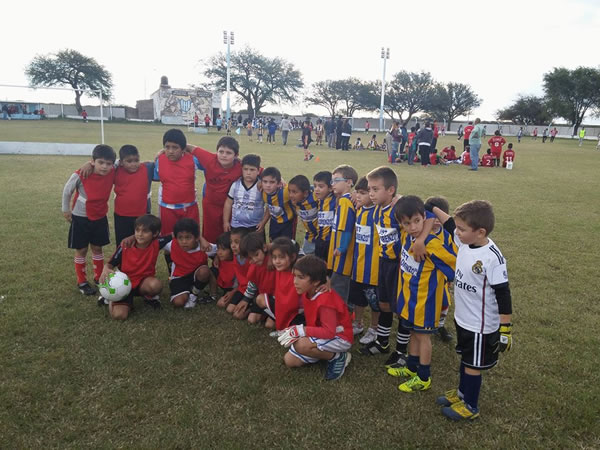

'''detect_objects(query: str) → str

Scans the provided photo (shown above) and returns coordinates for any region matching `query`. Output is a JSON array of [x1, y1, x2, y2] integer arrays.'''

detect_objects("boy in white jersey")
[[223, 154, 264, 234], [428, 200, 513, 421]]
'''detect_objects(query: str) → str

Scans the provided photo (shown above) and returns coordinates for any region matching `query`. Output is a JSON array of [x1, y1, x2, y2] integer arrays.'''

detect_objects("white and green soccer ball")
[[99, 271, 132, 302]]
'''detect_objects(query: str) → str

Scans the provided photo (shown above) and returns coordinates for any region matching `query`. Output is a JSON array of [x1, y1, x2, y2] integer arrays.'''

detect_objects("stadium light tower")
[[223, 31, 235, 124], [379, 47, 389, 132]]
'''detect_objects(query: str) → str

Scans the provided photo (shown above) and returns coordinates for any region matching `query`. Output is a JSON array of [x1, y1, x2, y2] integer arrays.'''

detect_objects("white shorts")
[[289, 336, 352, 364]]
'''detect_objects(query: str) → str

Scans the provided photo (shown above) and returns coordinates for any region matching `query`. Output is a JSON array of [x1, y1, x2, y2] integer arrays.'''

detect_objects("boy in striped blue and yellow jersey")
[[312, 171, 336, 267], [259, 167, 297, 242], [327, 165, 358, 310], [350, 177, 381, 344], [288, 175, 319, 255], [387, 195, 457, 393]]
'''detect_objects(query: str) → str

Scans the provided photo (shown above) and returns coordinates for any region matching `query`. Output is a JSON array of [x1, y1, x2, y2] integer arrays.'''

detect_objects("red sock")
[[74, 256, 87, 284], [92, 252, 104, 281]]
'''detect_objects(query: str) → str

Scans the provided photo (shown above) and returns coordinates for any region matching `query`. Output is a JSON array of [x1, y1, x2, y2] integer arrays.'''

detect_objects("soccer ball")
[[99, 271, 132, 302]]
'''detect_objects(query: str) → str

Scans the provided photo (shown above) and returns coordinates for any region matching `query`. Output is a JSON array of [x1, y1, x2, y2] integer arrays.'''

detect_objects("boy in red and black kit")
[[481, 149, 494, 167], [217, 228, 250, 311], [487, 130, 506, 167], [62, 144, 116, 296]]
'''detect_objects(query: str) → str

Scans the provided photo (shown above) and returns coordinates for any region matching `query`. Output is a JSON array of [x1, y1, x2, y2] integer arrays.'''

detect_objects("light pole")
[[379, 47, 389, 132], [223, 31, 235, 124]]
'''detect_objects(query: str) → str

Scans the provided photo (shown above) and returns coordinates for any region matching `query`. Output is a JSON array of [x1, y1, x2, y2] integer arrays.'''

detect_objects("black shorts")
[[229, 290, 246, 306], [169, 273, 195, 300], [114, 213, 137, 245], [231, 225, 258, 234], [263, 294, 304, 325], [463, 138, 470, 150], [269, 218, 296, 241], [377, 258, 399, 305], [112, 286, 141, 307], [314, 238, 330, 262], [348, 279, 380, 311], [455, 321, 500, 370], [68, 215, 110, 249]]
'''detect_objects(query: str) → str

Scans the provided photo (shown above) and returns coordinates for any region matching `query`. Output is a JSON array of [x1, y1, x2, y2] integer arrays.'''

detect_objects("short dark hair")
[[119, 144, 139, 160], [163, 129, 186, 150], [134, 214, 161, 234], [293, 255, 327, 284], [289, 175, 311, 193], [262, 167, 282, 182], [508, 143, 513, 149], [217, 136, 240, 155], [241, 153, 261, 168], [269, 237, 300, 259], [394, 195, 425, 222], [230, 227, 250, 240], [216, 231, 231, 250], [173, 218, 200, 238], [332, 164, 358, 185], [425, 196, 449, 214], [313, 171, 332, 186], [355, 176, 368, 192], [487, 148, 491, 154], [92, 144, 116, 162], [367, 166, 397, 194], [454, 200, 495, 236], [240, 232, 266, 257]]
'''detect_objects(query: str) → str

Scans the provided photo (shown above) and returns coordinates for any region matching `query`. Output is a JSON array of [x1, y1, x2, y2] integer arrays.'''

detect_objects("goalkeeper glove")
[[277, 325, 305, 348], [498, 323, 512, 353]]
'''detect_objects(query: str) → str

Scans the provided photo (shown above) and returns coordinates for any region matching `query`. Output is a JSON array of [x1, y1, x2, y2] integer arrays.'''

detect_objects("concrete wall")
[[40, 103, 126, 120], [0, 141, 96, 156]]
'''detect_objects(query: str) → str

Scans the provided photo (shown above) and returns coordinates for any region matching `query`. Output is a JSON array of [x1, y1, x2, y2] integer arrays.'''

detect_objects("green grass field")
[[1, 119, 599, 448]]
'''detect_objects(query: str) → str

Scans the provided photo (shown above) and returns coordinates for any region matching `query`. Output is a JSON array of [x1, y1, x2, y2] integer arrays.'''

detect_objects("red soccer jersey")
[[120, 239, 161, 289], [488, 136, 506, 157], [192, 147, 242, 207], [217, 258, 236, 289], [302, 291, 353, 344], [247, 255, 276, 295], [462, 152, 472, 166], [408, 132, 415, 147], [274, 270, 302, 330], [233, 255, 250, 294], [441, 147, 457, 160], [464, 125, 474, 140], [73, 168, 115, 220], [114, 163, 151, 217], [429, 154, 438, 165], [503, 149, 515, 164], [157, 153, 198, 205], [481, 154, 494, 167], [166, 239, 209, 278]]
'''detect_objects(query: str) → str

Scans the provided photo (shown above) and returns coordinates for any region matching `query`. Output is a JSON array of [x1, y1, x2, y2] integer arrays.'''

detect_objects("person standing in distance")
[[467, 118, 484, 171]]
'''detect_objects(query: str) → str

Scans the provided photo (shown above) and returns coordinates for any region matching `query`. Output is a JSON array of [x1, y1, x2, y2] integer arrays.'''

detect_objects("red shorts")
[[159, 204, 200, 235], [491, 149, 502, 158], [202, 199, 225, 243]]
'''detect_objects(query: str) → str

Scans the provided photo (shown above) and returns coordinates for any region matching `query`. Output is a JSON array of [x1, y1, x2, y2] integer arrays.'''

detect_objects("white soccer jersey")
[[453, 233, 509, 334], [228, 179, 264, 228]]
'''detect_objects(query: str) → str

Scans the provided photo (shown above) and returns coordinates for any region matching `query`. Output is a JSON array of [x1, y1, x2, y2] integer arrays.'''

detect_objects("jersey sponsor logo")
[[297, 207, 317, 221], [400, 247, 420, 277], [376, 225, 399, 245], [268, 204, 283, 217], [472, 260, 483, 274], [355, 224, 372, 245], [318, 211, 334, 227], [455, 268, 478, 293]]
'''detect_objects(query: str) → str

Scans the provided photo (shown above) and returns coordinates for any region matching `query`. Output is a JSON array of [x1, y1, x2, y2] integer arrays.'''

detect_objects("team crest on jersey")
[[472, 260, 483, 274]]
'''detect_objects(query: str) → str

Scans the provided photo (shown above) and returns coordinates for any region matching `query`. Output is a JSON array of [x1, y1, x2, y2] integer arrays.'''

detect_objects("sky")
[[2, 0, 599, 122]]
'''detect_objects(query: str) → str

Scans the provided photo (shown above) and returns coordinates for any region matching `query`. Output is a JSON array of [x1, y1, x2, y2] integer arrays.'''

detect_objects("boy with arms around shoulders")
[[258, 167, 297, 241], [287, 175, 319, 256], [312, 171, 336, 264]]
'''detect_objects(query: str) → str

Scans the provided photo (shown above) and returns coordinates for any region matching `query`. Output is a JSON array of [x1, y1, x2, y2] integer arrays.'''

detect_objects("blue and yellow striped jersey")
[[317, 193, 336, 242], [294, 191, 319, 243], [263, 186, 296, 224], [327, 193, 356, 276], [374, 202, 401, 260], [352, 205, 380, 285], [396, 228, 457, 328]]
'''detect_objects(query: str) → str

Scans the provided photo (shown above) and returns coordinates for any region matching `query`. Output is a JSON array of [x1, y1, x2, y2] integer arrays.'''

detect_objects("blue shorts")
[[268, 217, 296, 241], [401, 318, 437, 334]]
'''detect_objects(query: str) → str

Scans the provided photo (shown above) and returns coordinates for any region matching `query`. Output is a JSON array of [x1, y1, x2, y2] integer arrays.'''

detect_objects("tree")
[[25, 49, 113, 114], [305, 80, 342, 118], [496, 95, 552, 125], [426, 82, 481, 130], [204, 47, 303, 118], [543, 67, 600, 135], [335, 78, 379, 117], [384, 71, 436, 122]]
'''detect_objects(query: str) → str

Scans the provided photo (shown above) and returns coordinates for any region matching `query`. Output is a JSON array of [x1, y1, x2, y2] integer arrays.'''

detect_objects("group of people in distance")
[[61, 129, 513, 420], [438, 132, 516, 168]]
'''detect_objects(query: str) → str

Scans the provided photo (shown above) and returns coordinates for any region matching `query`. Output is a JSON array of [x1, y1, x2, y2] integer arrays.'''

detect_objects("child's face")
[[216, 246, 233, 261], [242, 165, 260, 184], [312, 180, 331, 200], [399, 213, 425, 239], [271, 249, 293, 271], [454, 217, 486, 246], [134, 226, 157, 247], [261, 175, 279, 194], [248, 248, 267, 265], [92, 157, 114, 176], [164, 142, 184, 161], [230, 233, 242, 255], [331, 172, 352, 196], [217, 146, 236, 168], [368, 177, 394, 206], [121, 155, 140, 173], [355, 189, 372, 208], [288, 184, 308, 204], [176, 231, 198, 251], [293, 269, 320, 295]]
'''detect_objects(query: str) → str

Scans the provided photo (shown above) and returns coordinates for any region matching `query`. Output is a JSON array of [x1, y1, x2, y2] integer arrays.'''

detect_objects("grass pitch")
[[1, 120, 599, 448]]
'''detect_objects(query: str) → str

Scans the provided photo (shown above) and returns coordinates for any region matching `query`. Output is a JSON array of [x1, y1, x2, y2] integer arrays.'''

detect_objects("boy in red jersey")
[[502, 143, 515, 167], [218, 228, 250, 311], [62, 144, 116, 296], [463, 121, 474, 151], [163, 218, 212, 309], [208, 232, 236, 304], [487, 130, 506, 167], [460, 150, 472, 166], [480, 149, 494, 167], [278, 254, 353, 381], [441, 145, 458, 162], [189, 137, 244, 243], [99, 215, 168, 319]]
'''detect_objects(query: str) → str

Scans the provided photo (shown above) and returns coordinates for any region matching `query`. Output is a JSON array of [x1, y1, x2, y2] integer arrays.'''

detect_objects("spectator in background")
[[400, 122, 408, 159], [517, 127, 523, 143], [468, 118, 484, 171], [532, 127, 538, 140], [578, 127, 586, 146], [542, 128, 548, 143], [390, 122, 401, 163], [39, 107, 46, 119], [550, 127, 558, 142], [216, 114, 223, 131], [325, 117, 335, 148], [340, 118, 352, 151], [315, 119, 324, 146], [82, 110, 88, 123], [335, 115, 344, 150], [267, 118, 277, 144], [2, 104, 9, 120], [194, 113, 199, 127], [280, 114, 292, 145], [416, 121, 434, 167], [463, 121, 474, 151], [431, 122, 439, 152], [365, 120, 370, 133], [457, 124, 464, 140], [204, 114, 211, 128]]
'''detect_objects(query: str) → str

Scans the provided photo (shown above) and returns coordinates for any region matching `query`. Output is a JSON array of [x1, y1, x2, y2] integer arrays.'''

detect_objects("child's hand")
[[233, 300, 248, 316], [184, 144, 195, 154], [316, 283, 330, 294], [155, 149, 165, 159], [223, 222, 231, 232], [410, 239, 428, 262], [198, 236, 212, 252], [79, 162, 94, 179], [63, 211, 72, 223], [333, 249, 342, 257], [120, 235, 137, 248], [99, 266, 114, 284]]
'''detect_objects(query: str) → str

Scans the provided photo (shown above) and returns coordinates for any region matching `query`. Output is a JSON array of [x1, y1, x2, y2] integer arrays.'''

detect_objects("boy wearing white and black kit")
[[428, 200, 513, 421]]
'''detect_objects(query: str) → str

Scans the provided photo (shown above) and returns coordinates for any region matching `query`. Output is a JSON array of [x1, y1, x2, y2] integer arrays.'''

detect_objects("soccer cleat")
[[359, 327, 377, 345], [352, 321, 364, 336], [78, 282, 97, 296], [437, 326, 453, 342], [184, 294, 198, 309], [387, 366, 416, 378], [309, 154, 315, 161], [144, 297, 162, 310], [359, 340, 390, 355], [436, 389, 463, 407], [398, 375, 431, 393], [199, 294, 217, 304], [442, 401, 480, 421], [385, 351, 408, 369], [97, 296, 108, 307], [325, 352, 351, 381]]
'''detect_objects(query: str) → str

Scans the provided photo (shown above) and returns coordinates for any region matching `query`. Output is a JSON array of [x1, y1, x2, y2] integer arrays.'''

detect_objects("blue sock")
[[458, 363, 466, 396], [407, 355, 419, 373], [463, 373, 482, 410], [417, 363, 430, 381]]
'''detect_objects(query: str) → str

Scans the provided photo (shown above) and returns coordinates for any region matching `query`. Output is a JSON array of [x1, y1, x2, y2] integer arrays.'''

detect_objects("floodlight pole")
[[99, 91, 105, 144], [379, 47, 389, 132], [224, 31, 235, 124]]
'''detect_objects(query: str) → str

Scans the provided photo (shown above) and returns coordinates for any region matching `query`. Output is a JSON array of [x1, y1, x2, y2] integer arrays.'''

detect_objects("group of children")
[[62, 130, 513, 420], [437, 142, 516, 168]]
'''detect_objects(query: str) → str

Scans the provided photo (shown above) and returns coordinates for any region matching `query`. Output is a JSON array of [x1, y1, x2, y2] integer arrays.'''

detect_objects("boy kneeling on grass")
[[278, 255, 354, 381]]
